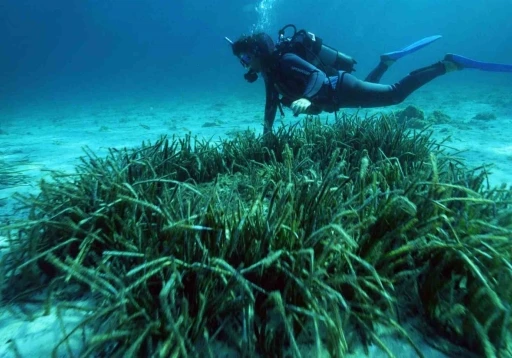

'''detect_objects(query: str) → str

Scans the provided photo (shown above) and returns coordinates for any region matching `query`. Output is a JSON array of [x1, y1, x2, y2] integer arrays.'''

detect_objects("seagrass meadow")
[[1, 113, 511, 357], [0, 156, 30, 192]]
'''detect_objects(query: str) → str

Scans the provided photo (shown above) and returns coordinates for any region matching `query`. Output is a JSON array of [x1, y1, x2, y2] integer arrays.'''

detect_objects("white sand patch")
[[0, 301, 93, 358]]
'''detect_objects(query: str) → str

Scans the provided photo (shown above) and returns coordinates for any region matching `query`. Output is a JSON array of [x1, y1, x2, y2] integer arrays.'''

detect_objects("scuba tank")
[[277, 24, 357, 75]]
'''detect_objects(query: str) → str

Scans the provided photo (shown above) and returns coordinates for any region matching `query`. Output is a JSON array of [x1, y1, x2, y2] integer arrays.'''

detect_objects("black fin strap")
[[278, 101, 285, 117]]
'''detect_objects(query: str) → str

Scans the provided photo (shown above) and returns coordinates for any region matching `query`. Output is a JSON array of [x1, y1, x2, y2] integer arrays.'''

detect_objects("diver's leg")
[[365, 35, 443, 83], [364, 60, 394, 83], [337, 61, 453, 108], [363, 51, 512, 89]]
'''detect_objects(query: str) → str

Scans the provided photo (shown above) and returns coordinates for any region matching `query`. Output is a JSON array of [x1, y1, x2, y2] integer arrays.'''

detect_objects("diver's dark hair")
[[232, 33, 275, 58]]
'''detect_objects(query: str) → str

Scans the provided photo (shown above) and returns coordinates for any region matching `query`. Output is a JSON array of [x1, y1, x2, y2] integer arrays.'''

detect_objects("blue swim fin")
[[382, 35, 443, 62], [445, 53, 512, 72]]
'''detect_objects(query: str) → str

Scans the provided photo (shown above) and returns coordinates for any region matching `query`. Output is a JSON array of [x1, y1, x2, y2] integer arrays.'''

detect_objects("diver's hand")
[[291, 98, 312, 116]]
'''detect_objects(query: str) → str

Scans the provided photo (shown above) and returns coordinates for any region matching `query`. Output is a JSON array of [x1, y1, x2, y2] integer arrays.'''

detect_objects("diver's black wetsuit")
[[262, 52, 447, 133]]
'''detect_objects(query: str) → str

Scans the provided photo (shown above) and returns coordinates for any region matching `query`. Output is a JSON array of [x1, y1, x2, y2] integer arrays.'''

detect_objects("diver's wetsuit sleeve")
[[261, 54, 329, 133], [278, 53, 327, 100], [262, 73, 279, 135]]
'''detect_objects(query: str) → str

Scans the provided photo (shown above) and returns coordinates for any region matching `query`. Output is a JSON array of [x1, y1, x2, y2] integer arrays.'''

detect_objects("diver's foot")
[[380, 35, 443, 65], [443, 54, 464, 72], [379, 56, 396, 67], [443, 53, 512, 73]]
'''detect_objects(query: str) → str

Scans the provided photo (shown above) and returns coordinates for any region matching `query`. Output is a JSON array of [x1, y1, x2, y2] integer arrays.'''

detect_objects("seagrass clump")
[[1, 113, 511, 357], [0, 157, 31, 191], [0, 157, 32, 212]]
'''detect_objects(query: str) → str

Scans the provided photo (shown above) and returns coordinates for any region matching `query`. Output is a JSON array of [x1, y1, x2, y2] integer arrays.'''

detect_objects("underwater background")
[[1, 1, 512, 356], [1, 0, 511, 109]]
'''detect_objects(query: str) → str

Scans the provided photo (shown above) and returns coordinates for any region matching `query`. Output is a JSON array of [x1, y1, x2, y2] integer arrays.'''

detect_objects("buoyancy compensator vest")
[[275, 24, 357, 76]]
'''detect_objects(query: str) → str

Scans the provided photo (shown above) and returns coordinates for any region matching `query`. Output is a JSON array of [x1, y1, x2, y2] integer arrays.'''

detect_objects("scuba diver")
[[225, 24, 512, 135]]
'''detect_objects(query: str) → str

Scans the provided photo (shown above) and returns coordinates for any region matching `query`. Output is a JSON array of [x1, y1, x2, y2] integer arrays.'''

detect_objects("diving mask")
[[239, 53, 253, 68]]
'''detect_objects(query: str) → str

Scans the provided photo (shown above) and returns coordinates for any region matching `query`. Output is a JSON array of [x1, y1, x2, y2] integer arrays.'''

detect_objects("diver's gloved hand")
[[291, 98, 312, 116]]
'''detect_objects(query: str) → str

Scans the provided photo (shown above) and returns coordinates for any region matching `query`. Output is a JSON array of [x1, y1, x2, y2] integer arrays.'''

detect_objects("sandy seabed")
[[0, 82, 511, 357]]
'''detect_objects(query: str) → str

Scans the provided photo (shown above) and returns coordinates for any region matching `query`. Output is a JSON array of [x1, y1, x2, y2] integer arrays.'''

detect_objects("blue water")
[[1, 0, 511, 107]]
